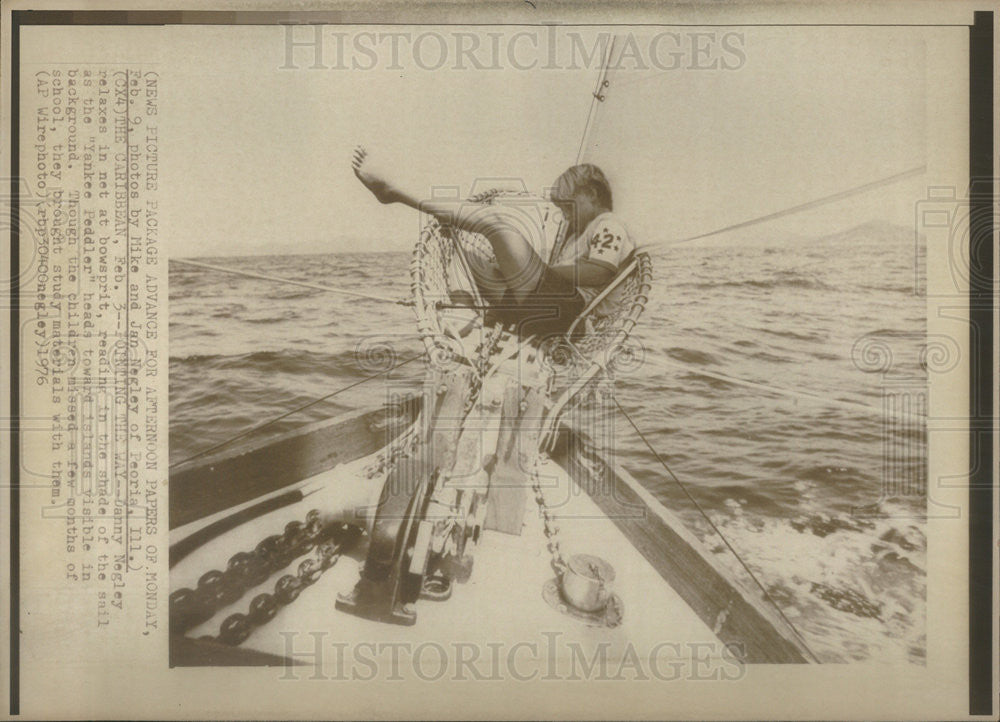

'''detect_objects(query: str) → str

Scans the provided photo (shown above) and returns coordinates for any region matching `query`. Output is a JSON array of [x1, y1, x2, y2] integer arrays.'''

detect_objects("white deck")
[[172, 454, 725, 674]]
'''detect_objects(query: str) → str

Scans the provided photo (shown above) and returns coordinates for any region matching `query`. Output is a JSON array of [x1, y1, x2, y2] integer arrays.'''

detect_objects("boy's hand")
[[551, 261, 615, 287]]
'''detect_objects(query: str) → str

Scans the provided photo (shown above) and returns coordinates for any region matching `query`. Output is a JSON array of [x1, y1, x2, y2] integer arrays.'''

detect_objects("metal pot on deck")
[[560, 553, 615, 613]]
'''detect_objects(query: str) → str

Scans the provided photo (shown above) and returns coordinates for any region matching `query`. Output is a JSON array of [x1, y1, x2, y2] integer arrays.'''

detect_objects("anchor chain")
[[212, 526, 359, 645], [531, 450, 624, 628], [530, 454, 568, 577], [170, 509, 361, 645], [463, 325, 504, 415]]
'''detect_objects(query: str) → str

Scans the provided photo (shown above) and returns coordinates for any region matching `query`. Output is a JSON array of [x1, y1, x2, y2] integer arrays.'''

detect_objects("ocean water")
[[169, 221, 927, 664]]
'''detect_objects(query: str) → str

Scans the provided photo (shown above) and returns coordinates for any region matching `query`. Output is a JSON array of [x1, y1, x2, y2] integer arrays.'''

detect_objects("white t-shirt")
[[553, 211, 635, 305]]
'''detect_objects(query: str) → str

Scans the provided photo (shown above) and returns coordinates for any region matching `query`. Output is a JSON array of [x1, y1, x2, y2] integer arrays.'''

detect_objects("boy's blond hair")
[[551, 164, 613, 211]]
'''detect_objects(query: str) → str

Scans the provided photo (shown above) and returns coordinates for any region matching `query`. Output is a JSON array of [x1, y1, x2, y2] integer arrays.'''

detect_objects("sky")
[[74, 23, 948, 257]]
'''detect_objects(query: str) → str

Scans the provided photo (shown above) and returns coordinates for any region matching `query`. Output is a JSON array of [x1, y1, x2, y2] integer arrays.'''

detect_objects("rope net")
[[410, 191, 653, 383]]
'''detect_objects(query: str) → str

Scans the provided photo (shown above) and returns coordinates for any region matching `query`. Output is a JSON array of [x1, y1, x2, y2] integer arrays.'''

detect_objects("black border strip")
[[5, 9, 973, 27], [5, 8, 997, 718], [8, 12, 20, 717], [968, 10, 994, 718]]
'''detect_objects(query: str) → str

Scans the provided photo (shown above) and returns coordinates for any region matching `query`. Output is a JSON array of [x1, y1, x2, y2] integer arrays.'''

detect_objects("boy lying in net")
[[352, 146, 634, 335]]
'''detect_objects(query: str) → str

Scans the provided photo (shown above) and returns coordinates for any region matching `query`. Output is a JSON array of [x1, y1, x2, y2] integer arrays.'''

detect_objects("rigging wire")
[[575, 35, 618, 165], [651, 164, 927, 249], [170, 352, 424, 469], [170, 257, 409, 305], [171, 164, 925, 307], [577, 31, 926, 255], [612, 395, 822, 663], [658, 358, 924, 419]]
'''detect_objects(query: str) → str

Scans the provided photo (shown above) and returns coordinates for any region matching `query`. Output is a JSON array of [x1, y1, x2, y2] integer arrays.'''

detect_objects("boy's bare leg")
[[482, 222, 545, 303], [353, 145, 545, 302], [464, 258, 508, 306], [351, 146, 405, 204]]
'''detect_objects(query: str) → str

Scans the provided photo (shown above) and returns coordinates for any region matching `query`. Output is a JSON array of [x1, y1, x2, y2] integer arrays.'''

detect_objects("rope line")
[[658, 358, 923, 420], [613, 396, 821, 663], [170, 353, 424, 469], [170, 257, 407, 305], [650, 164, 926, 249]]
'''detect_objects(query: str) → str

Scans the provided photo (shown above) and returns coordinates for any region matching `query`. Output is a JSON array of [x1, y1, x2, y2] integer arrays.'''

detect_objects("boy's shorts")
[[489, 264, 586, 337]]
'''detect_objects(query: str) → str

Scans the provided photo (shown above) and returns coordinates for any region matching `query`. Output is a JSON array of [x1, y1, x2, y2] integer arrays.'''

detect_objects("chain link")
[[530, 453, 568, 577], [532, 450, 627, 628], [212, 527, 357, 646], [464, 326, 504, 415], [170, 509, 361, 645]]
